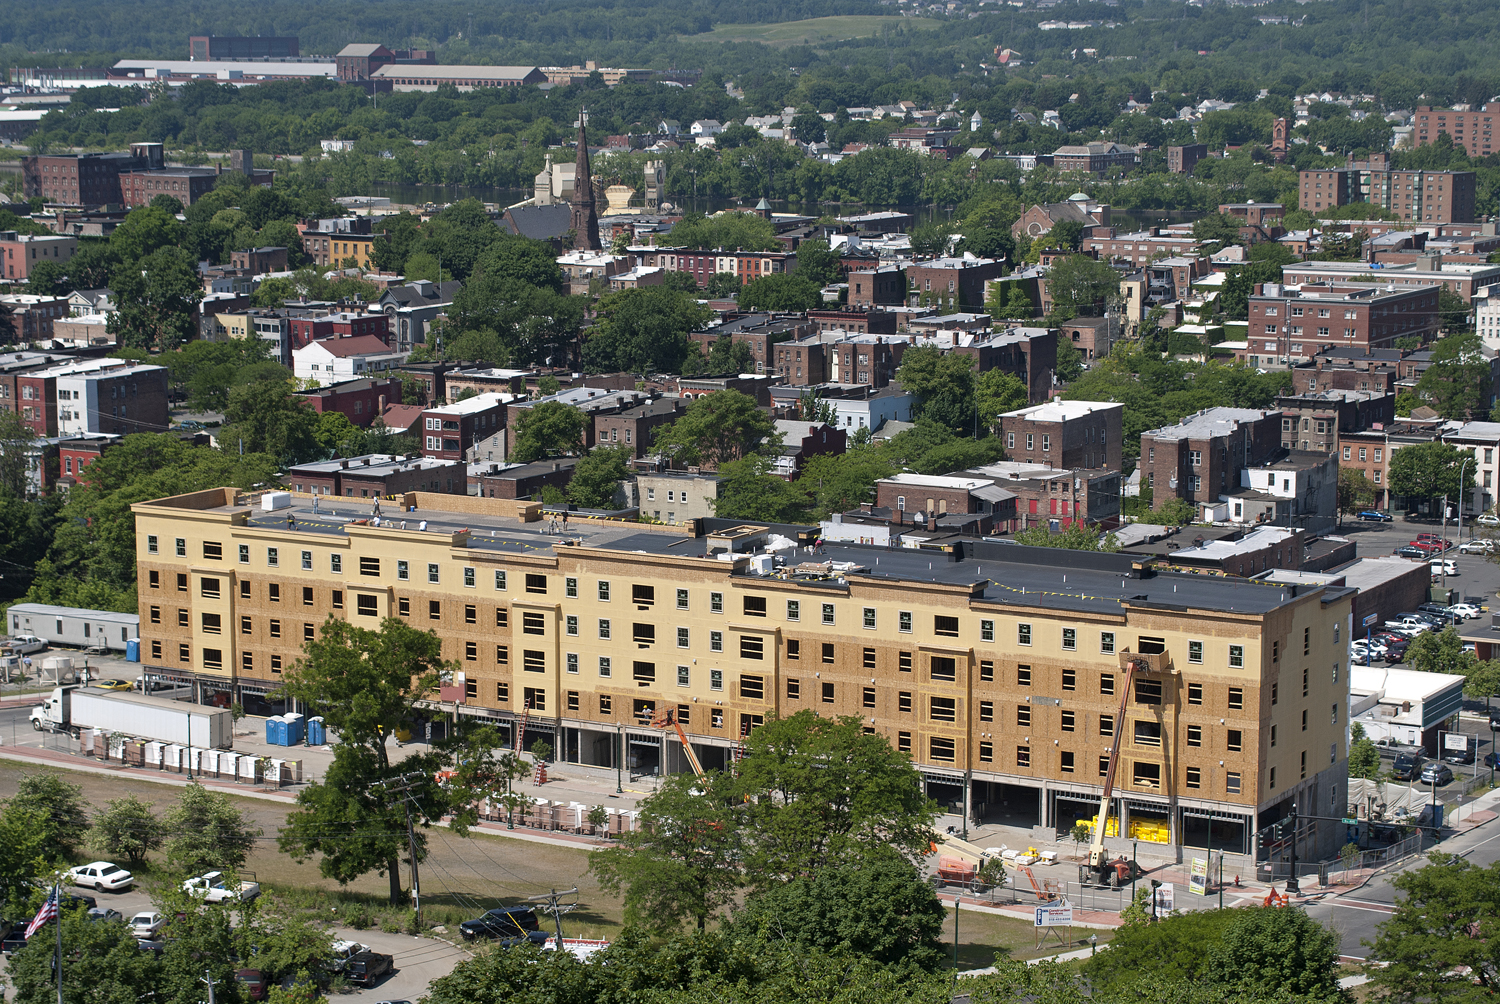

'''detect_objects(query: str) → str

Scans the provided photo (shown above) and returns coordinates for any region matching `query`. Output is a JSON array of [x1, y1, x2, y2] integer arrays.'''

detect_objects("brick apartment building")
[[1280, 258, 1500, 304], [229, 247, 289, 273], [1167, 143, 1207, 175], [420, 393, 512, 462], [593, 398, 683, 458], [1299, 163, 1477, 224], [1139, 408, 1284, 507], [1050, 142, 1137, 176], [296, 377, 405, 427], [1273, 390, 1396, 454], [1338, 422, 1440, 510], [3, 356, 168, 437], [949, 327, 1058, 404], [118, 167, 220, 208], [1413, 104, 1500, 158], [1290, 353, 1399, 395], [21, 145, 157, 204], [0, 231, 77, 282], [689, 313, 814, 376], [132, 485, 1354, 863], [0, 294, 70, 341], [1081, 229, 1200, 264], [474, 459, 577, 500], [906, 257, 1005, 311], [1247, 282, 1440, 359], [287, 454, 466, 497], [776, 333, 904, 388], [846, 265, 908, 310], [56, 433, 120, 488], [807, 310, 898, 335], [998, 400, 1124, 471]]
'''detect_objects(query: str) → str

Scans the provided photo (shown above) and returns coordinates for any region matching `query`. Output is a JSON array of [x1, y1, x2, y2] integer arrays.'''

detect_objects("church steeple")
[[570, 107, 601, 251]]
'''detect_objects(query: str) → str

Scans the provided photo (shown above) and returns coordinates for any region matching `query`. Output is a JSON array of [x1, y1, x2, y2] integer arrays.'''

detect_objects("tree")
[[682, 335, 755, 377], [1055, 336, 1085, 383], [511, 401, 587, 462], [1046, 255, 1120, 317], [1083, 906, 1241, 995], [795, 239, 840, 287], [1388, 442, 1476, 513], [728, 856, 946, 970], [1202, 906, 1348, 1002], [1014, 523, 1120, 551], [221, 379, 321, 464], [704, 272, 742, 298], [1337, 467, 1377, 524], [1365, 853, 1500, 1002], [591, 773, 742, 933], [975, 370, 1028, 432], [652, 390, 776, 469], [1405, 626, 1479, 678], [728, 712, 937, 886], [1437, 287, 1471, 333], [10, 772, 90, 858], [712, 454, 808, 523], [107, 246, 203, 351], [24, 259, 70, 296], [566, 445, 632, 509], [1348, 729, 1382, 780], [581, 287, 709, 373], [738, 273, 822, 312], [1415, 332, 1489, 419], [668, 212, 779, 251], [109, 205, 184, 263], [896, 345, 977, 433], [163, 783, 260, 876], [92, 795, 165, 865], [988, 283, 1037, 320], [800, 447, 898, 518], [7, 905, 158, 1004], [1192, 213, 1245, 245], [1153, 496, 1199, 526]]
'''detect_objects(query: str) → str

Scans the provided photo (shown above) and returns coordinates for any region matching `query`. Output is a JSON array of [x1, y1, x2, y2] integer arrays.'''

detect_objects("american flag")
[[24, 886, 58, 940]]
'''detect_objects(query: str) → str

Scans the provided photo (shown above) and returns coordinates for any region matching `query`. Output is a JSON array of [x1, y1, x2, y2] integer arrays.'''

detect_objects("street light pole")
[[185, 708, 193, 781]]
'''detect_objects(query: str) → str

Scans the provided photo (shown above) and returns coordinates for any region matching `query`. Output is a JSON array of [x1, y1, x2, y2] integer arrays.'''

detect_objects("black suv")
[[459, 907, 544, 943], [344, 951, 394, 986], [1392, 752, 1424, 781]]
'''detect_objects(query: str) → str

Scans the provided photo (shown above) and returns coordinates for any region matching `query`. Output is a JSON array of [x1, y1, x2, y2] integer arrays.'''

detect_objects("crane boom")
[[1086, 658, 1142, 874], [652, 708, 705, 777]]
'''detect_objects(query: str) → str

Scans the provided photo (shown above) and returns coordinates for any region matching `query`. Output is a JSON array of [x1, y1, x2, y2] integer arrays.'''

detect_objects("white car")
[[1448, 603, 1483, 619], [68, 862, 133, 891], [1479, 514, 1500, 526], [1459, 539, 1495, 554], [128, 911, 166, 939]]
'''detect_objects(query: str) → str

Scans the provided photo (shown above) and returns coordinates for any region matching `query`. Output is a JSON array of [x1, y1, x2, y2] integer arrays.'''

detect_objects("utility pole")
[[526, 887, 579, 948], [1286, 809, 1300, 894], [371, 771, 428, 929], [200, 969, 218, 1004]]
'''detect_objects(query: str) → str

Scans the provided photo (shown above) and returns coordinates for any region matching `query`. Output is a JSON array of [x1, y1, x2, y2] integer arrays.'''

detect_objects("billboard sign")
[[1189, 858, 1209, 895], [1034, 905, 1073, 928]]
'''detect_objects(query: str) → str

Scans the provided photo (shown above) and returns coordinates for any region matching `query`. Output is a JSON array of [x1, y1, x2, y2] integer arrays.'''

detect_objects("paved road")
[[1304, 811, 1500, 960]]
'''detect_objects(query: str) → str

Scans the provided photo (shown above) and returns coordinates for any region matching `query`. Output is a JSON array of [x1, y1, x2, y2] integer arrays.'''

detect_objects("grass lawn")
[[944, 906, 1116, 969], [686, 15, 943, 45]]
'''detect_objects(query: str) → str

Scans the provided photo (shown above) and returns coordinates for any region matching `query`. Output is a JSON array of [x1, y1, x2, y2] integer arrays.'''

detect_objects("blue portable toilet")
[[284, 713, 305, 746], [306, 716, 325, 746], [264, 716, 281, 746], [125, 639, 140, 663]]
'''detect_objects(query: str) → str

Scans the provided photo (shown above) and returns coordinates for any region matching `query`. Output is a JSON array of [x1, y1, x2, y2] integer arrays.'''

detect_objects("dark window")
[[302, 586, 313, 606], [332, 590, 343, 610], [862, 647, 876, 670], [429, 600, 441, 621], [931, 656, 956, 681], [979, 700, 993, 721], [899, 692, 913, 712], [899, 651, 913, 672], [498, 682, 510, 703], [787, 678, 800, 699], [1132, 762, 1161, 787], [934, 615, 959, 637], [1061, 710, 1075, 731], [203, 542, 223, 560], [1101, 673, 1115, 696], [525, 574, 547, 594], [1138, 636, 1165, 654], [201, 613, 221, 635], [465, 604, 477, 625], [898, 732, 912, 754], [1016, 746, 1031, 769], [1062, 670, 1076, 691], [741, 636, 765, 660], [1186, 767, 1201, 788], [741, 676, 764, 700], [862, 687, 876, 708], [1228, 687, 1244, 710], [931, 697, 957, 722], [980, 659, 993, 681], [568, 691, 580, 711], [930, 738, 956, 763], [360, 557, 380, 576], [1099, 714, 1114, 737], [1016, 704, 1031, 727], [176, 573, 188, 592], [786, 639, 800, 660], [496, 608, 509, 628], [149, 606, 160, 624], [269, 619, 280, 638], [1188, 683, 1203, 705], [397, 597, 410, 617], [1188, 725, 1202, 746], [821, 642, 834, 664], [632, 584, 655, 606], [1135, 680, 1162, 705], [1017, 665, 1031, 687], [465, 641, 477, 661], [1061, 751, 1074, 773], [238, 580, 248, 599], [632, 623, 655, 644], [303, 623, 314, 642], [598, 694, 611, 714], [1227, 730, 1243, 752], [357, 595, 377, 616], [496, 645, 508, 664], [633, 661, 656, 684], [524, 688, 545, 711], [1134, 720, 1162, 747], [743, 596, 767, 617], [524, 651, 546, 673], [523, 613, 546, 635], [268, 583, 279, 602], [980, 742, 994, 763]]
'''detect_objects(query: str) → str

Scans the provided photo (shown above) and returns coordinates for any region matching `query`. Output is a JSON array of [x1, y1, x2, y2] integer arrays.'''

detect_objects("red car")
[[236, 970, 268, 1001], [1409, 540, 1442, 554]]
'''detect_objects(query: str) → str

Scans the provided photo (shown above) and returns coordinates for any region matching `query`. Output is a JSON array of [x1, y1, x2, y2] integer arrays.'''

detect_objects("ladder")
[[514, 696, 533, 754]]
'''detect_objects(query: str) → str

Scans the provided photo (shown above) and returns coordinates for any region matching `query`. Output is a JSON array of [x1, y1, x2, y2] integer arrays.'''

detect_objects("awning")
[[1181, 807, 1251, 823]]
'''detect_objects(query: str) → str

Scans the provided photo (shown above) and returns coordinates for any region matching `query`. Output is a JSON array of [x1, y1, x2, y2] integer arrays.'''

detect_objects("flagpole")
[[54, 882, 62, 1004]]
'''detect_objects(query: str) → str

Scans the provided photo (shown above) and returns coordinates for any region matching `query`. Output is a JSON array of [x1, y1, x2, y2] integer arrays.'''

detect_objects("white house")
[[293, 335, 409, 384], [828, 388, 915, 433], [689, 119, 723, 137]]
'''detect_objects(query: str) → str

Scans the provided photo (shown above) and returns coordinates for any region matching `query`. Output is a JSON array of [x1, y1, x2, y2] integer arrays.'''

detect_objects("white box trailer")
[[31, 687, 232, 748], [6, 603, 139, 653]]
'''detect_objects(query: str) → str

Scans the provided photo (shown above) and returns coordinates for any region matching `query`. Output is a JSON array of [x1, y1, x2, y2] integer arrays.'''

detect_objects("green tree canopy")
[[9, 772, 90, 858], [1387, 441, 1476, 512], [582, 287, 709, 374], [668, 212, 779, 251], [896, 345, 978, 433], [221, 378, 321, 464], [511, 401, 587, 462], [738, 273, 822, 312], [92, 795, 165, 865], [652, 390, 776, 469], [566, 444, 632, 508], [1414, 332, 1488, 420], [1366, 853, 1500, 1003], [163, 782, 260, 876], [107, 246, 203, 351], [1046, 254, 1120, 318], [712, 453, 808, 523]]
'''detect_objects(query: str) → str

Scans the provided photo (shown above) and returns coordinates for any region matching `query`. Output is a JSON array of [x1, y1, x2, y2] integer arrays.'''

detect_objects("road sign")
[[1362, 613, 1380, 627], [1034, 904, 1073, 928], [1154, 882, 1175, 912]]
